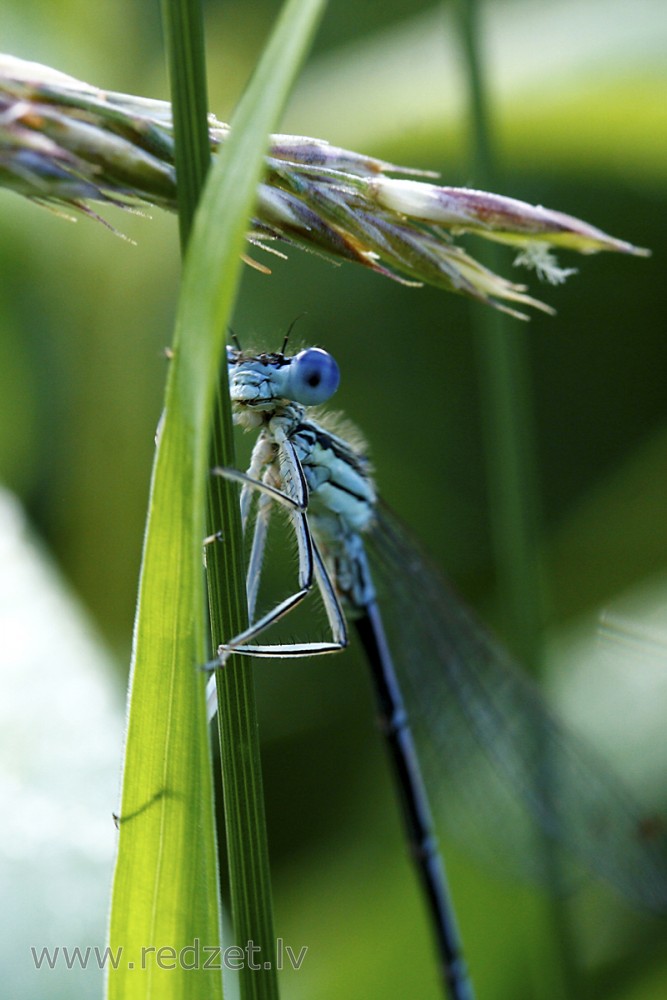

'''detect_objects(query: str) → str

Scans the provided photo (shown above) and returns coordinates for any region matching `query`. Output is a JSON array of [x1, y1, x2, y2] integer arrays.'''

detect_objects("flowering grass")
[[0, 52, 648, 318]]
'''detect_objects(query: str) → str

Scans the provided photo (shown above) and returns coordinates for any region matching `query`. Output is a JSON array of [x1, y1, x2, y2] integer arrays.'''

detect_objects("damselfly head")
[[226, 345, 340, 411]]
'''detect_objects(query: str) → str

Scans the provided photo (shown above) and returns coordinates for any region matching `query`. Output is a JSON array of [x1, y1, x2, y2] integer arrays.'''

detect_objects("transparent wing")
[[365, 504, 667, 911]]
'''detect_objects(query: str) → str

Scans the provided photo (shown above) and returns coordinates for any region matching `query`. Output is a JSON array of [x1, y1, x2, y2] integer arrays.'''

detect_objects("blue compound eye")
[[284, 348, 340, 405]]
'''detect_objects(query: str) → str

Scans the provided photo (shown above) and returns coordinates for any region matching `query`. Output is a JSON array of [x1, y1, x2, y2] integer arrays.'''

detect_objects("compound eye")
[[284, 348, 340, 405]]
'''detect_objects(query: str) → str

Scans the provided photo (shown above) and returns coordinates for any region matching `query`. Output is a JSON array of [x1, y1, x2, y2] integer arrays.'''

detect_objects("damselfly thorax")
[[229, 350, 377, 613]]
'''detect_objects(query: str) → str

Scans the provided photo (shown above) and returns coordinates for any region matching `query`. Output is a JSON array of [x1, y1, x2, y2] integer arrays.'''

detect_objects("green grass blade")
[[107, 2, 327, 998], [106, 361, 222, 1000]]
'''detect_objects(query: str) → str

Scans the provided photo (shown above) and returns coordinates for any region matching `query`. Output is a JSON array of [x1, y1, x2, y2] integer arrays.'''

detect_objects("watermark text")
[[30, 938, 307, 972]]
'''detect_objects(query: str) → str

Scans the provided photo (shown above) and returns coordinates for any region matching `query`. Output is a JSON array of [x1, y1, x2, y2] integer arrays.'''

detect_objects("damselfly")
[[208, 342, 667, 1000]]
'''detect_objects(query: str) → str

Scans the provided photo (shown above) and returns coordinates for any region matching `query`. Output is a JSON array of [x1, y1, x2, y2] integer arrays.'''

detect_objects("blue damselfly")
[[208, 343, 667, 1000]]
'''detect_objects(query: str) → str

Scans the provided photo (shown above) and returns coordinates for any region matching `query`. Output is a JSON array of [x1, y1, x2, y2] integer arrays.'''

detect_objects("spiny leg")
[[210, 443, 316, 661], [210, 448, 348, 663]]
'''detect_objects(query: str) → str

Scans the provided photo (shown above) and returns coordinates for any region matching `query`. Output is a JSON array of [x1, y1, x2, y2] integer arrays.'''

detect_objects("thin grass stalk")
[[164, 3, 328, 1000], [450, 0, 544, 670], [162, 0, 211, 247], [450, 2, 580, 997], [159, 7, 261, 990]]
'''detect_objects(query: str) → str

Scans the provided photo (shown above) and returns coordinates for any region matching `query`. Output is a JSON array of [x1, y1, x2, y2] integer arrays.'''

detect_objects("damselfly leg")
[[212, 458, 347, 659]]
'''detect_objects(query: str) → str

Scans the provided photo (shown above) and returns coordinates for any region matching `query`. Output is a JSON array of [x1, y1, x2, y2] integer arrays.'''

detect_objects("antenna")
[[281, 312, 307, 354]]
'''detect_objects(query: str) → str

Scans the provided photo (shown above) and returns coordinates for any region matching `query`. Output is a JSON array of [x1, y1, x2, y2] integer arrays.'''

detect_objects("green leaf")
[[107, 2, 327, 999]]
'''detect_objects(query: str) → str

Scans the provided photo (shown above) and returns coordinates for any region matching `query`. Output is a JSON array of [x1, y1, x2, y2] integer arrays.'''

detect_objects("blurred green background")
[[1, 0, 666, 998]]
